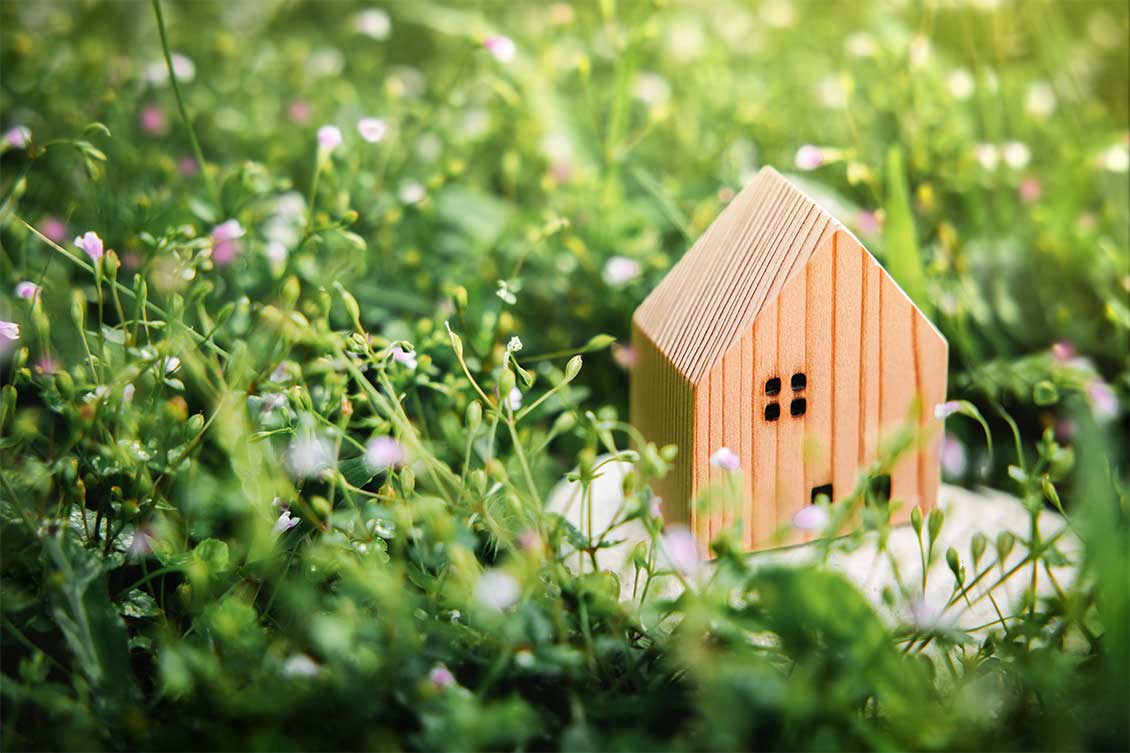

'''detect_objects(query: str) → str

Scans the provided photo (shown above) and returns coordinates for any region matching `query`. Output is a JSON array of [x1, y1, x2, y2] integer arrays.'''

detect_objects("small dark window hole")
[[790, 398, 807, 416], [764, 402, 781, 421], [867, 474, 892, 506], [811, 484, 834, 503], [765, 377, 781, 396], [791, 372, 807, 391]]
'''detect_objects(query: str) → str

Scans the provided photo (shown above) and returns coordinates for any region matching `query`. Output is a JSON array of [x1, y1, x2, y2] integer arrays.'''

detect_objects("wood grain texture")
[[630, 168, 948, 553]]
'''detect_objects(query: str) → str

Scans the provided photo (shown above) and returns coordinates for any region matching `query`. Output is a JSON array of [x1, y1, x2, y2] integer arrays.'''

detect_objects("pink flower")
[[211, 219, 245, 266], [0, 320, 19, 341], [15, 281, 41, 300], [649, 497, 663, 520], [390, 346, 417, 370], [484, 35, 516, 63], [792, 504, 829, 531], [41, 217, 67, 243], [35, 356, 59, 375], [1018, 177, 1042, 203], [139, 104, 167, 135], [317, 125, 343, 151], [794, 145, 825, 171], [1050, 341, 1076, 362], [429, 664, 456, 690], [4, 125, 30, 149], [934, 400, 961, 420], [709, 447, 740, 471], [365, 436, 405, 470], [357, 117, 388, 143], [74, 231, 104, 262], [939, 433, 967, 478], [1088, 379, 1119, 422], [288, 99, 312, 124], [127, 527, 155, 560], [659, 526, 700, 576], [519, 529, 541, 551], [602, 256, 642, 286], [856, 210, 882, 236], [178, 156, 199, 176], [612, 343, 638, 369]]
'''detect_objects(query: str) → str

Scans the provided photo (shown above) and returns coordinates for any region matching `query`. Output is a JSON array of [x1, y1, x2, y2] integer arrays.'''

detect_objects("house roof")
[[633, 166, 849, 384]]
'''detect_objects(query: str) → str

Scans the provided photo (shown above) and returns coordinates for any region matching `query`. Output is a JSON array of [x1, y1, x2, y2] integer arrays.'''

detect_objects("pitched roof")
[[633, 166, 847, 384]]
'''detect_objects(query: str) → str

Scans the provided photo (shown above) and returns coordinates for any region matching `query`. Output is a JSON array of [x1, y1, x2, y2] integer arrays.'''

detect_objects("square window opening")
[[764, 402, 781, 421], [791, 372, 807, 391], [790, 398, 807, 416], [811, 484, 834, 504], [765, 377, 781, 396]]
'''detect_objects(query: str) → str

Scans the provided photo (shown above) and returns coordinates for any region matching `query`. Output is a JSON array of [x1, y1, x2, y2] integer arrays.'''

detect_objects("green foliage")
[[1, 0, 1127, 750]]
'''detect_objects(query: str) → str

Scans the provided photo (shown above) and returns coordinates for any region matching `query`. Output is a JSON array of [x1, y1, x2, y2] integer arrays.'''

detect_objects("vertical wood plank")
[[722, 346, 742, 536], [752, 303, 778, 547], [832, 233, 863, 505], [880, 274, 919, 504], [740, 329, 754, 549], [775, 266, 807, 531], [860, 259, 881, 466]]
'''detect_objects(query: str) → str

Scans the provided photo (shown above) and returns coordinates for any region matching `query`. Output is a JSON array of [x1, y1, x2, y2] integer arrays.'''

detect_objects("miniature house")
[[630, 167, 947, 550]]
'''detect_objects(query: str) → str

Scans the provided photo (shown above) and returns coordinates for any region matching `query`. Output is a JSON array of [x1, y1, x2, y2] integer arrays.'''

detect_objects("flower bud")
[[970, 532, 987, 568], [466, 400, 482, 430], [910, 506, 922, 535], [499, 368, 516, 398], [552, 411, 575, 434], [927, 507, 944, 543], [400, 467, 415, 496], [563, 355, 583, 382]]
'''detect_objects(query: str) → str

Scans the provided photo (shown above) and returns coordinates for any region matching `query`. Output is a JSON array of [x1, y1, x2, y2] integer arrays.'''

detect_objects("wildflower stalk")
[[151, 0, 218, 206]]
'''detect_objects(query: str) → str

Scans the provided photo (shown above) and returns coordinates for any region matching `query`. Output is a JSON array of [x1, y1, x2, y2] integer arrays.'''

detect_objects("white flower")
[[266, 241, 288, 265], [1002, 141, 1031, 169], [792, 504, 829, 531], [317, 125, 343, 151], [947, 69, 975, 100], [398, 182, 425, 204], [709, 447, 740, 471], [794, 144, 825, 171], [144, 53, 195, 85], [973, 143, 999, 170], [940, 434, 968, 478], [390, 346, 417, 370], [162, 356, 181, 375], [1098, 143, 1130, 173], [122, 383, 135, 404], [602, 256, 642, 286], [908, 34, 931, 69], [273, 509, 301, 535], [483, 35, 516, 63], [365, 436, 405, 470], [475, 569, 520, 611], [506, 336, 523, 353], [633, 72, 671, 107], [282, 654, 320, 677], [818, 75, 848, 109], [845, 32, 877, 58], [1025, 81, 1057, 118], [353, 8, 391, 39], [934, 400, 962, 420], [507, 387, 522, 411], [357, 117, 388, 143], [285, 436, 335, 479]]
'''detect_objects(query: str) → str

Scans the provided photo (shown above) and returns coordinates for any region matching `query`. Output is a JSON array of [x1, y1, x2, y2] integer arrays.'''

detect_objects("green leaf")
[[192, 538, 230, 574]]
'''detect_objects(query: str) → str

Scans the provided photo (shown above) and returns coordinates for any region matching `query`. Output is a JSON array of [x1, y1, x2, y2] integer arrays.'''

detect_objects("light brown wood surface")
[[630, 168, 948, 551]]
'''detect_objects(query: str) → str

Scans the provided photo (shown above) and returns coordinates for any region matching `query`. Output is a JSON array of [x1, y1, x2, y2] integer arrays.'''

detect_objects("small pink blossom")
[[288, 99, 312, 124], [139, 104, 167, 135], [794, 144, 825, 171], [127, 527, 155, 560], [4, 125, 30, 149], [602, 256, 642, 286], [659, 526, 700, 576], [211, 219, 245, 266], [484, 35, 516, 63], [365, 436, 405, 470], [649, 497, 663, 519], [35, 356, 59, 375], [709, 447, 740, 471], [1087, 379, 1119, 422], [939, 433, 968, 478], [1050, 341, 1076, 362], [178, 156, 199, 176], [0, 320, 19, 341], [317, 125, 343, 151], [792, 504, 829, 531], [519, 529, 541, 551], [429, 664, 456, 689], [74, 231, 104, 262], [1054, 418, 1076, 441], [357, 117, 388, 143], [934, 400, 961, 420], [15, 281, 41, 300], [612, 343, 638, 369], [41, 217, 67, 243], [390, 346, 417, 370], [856, 210, 882, 236], [1018, 177, 1042, 203], [286, 436, 335, 479]]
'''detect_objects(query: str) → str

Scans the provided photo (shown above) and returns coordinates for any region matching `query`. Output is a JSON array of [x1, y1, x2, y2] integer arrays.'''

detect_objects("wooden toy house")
[[630, 167, 947, 550]]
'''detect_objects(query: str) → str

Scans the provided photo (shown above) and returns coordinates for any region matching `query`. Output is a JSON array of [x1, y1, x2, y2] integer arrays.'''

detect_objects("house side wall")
[[630, 321, 695, 527], [692, 231, 947, 549]]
